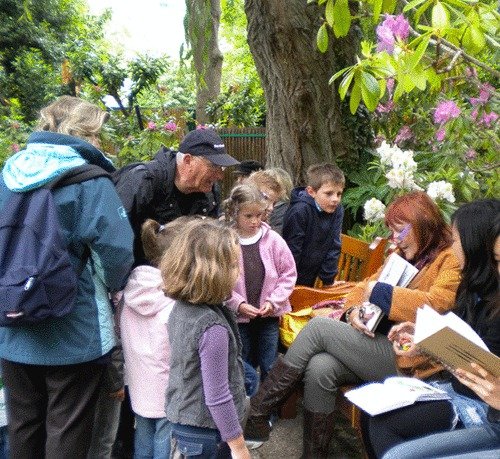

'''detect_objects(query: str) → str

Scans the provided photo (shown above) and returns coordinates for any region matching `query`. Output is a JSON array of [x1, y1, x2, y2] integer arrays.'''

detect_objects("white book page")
[[378, 253, 419, 287], [414, 305, 490, 351], [345, 383, 417, 415]]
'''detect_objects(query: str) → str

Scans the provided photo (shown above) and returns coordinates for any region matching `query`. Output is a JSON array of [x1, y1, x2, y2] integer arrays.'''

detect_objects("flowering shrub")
[[343, 141, 465, 241]]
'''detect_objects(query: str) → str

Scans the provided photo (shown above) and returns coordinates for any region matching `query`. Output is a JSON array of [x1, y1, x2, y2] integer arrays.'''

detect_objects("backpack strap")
[[47, 164, 112, 190], [45, 164, 112, 274]]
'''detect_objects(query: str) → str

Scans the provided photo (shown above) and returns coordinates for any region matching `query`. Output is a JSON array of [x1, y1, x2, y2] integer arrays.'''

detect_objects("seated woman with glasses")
[[243, 191, 462, 458]]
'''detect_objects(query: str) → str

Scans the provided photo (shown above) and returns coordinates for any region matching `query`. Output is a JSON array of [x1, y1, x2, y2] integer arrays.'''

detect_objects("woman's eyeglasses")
[[392, 224, 412, 243]]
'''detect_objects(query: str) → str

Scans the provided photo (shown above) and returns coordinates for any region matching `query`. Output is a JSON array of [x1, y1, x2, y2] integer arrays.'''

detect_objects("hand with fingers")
[[454, 363, 500, 410], [387, 321, 420, 357]]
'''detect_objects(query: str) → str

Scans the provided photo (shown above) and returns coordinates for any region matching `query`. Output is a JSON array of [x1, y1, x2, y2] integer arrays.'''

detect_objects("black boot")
[[301, 409, 335, 459], [244, 355, 302, 441]]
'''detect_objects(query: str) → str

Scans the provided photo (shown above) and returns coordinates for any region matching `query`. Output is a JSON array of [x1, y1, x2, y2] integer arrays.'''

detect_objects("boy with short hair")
[[283, 163, 345, 287]]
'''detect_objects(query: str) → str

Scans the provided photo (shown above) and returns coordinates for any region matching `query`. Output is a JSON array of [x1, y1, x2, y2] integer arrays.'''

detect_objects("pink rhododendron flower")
[[478, 111, 499, 127], [394, 125, 413, 145], [376, 15, 410, 53], [471, 109, 479, 121], [465, 149, 477, 160], [147, 121, 157, 130], [433, 100, 461, 124], [386, 78, 395, 95], [376, 101, 395, 114], [163, 121, 177, 132], [470, 83, 495, 106], [196, 124, 208, 130], [435, 129, 446, 141], [10, 143, 20, 152]]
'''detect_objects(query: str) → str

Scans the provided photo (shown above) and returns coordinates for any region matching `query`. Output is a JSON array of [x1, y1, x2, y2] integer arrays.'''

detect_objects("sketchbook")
[[344, 376, 450, 416], [414, 305, 500, 377]]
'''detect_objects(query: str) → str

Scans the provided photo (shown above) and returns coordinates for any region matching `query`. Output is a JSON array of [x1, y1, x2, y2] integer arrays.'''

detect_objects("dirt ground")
[[250, 397, 365, 459]]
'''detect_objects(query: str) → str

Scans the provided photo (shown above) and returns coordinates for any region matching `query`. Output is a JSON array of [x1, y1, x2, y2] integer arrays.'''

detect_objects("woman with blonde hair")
[[163, 219, 250, 459], [0, 96, 133, 458]]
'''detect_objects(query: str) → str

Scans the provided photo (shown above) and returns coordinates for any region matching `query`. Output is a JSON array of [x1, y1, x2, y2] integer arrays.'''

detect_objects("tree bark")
[[185, 0, 223, 125], [244, 0, 366, 183]]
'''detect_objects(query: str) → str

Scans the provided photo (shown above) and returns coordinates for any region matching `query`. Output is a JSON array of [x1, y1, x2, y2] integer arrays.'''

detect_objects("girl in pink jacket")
[[119, 218, 188, 459], [225, 184, 297, 381]]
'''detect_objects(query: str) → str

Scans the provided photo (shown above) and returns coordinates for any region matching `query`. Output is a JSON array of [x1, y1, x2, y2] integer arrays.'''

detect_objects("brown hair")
[[385, 191, 452, 262], [306, 163, 345, 191], [223, 183, 267, 223], [37, 95, 109, 143], [141, 217, 195, 267], [161, 219, 240, 305]]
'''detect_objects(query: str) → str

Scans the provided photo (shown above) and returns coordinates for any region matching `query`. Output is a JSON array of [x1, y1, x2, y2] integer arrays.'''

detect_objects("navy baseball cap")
[[179, 129, 239, 167]]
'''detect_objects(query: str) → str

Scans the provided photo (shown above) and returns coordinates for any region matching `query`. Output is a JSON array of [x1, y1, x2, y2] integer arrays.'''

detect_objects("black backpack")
[[0, 164, 110, 326]]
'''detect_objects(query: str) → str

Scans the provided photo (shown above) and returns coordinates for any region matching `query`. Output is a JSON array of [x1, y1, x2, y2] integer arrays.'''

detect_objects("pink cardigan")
[[119, 265, 175, 418], [227, 222, 297, 322]]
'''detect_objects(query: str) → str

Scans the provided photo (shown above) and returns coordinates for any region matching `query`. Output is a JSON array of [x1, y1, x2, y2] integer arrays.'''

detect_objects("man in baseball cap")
[[113, 128, 239, 265], [179, 128, 239, 167]]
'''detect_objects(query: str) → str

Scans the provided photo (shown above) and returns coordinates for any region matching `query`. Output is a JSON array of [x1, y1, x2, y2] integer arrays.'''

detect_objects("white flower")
[[390, 150, 417, 172], [376, 141, 401, 166], [426, 181, 455, 203], [385, 167, 417, 190], [364, 198, 386, 222]]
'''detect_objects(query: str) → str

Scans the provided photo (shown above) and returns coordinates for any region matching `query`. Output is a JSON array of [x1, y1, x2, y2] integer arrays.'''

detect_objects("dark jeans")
[[170, 423, 231, 459], [1, 358, 104, 459], [238, 317, 279, 381]]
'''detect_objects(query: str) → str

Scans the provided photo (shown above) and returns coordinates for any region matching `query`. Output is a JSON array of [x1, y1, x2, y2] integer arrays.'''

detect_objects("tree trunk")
[[185, 0, 223, 125], [244, 0, 367, 183]]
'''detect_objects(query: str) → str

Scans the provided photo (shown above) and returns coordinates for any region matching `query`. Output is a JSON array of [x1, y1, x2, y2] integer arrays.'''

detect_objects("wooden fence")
[[217, 127, 266, 198]]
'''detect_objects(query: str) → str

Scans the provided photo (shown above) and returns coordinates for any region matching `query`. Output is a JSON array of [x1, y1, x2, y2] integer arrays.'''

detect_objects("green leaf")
[[432, 2, 450, 29], [360, 71, 380, 111], [329, 65, 353, 84], [410, 67, 427, 90], [382, 0, 397, 14], [325, 0, 335, 28], [339, 70, 355, 100], [393, 81, 404, 101], [361, 40, 373, 58], [407, 35, 430, 70], [317, 23, 329, 53], [373, 0, 383, 23], [415, 0, 433, 24], [463, 25, 486, 53], [403, 0, 428, 12], [333, 0, 351, 38], [401, 74, 416, 92], [350, 78, 362, 114]]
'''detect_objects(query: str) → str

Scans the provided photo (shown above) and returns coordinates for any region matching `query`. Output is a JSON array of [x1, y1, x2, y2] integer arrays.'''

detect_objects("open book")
[[344, 376, 450, 416], [363, 253, 419, 332], [378, 252, 419, 287], [414, 305, 500, 377]]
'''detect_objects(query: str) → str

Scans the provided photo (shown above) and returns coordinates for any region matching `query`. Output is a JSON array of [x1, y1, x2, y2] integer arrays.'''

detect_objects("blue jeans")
[[239, 317, 279, 381], [0, 426, 8, 459], [170, 423, 231, 458], [382, 424, 500, 459], [243, 361, 259, 397], [134, 415, 171, 459]]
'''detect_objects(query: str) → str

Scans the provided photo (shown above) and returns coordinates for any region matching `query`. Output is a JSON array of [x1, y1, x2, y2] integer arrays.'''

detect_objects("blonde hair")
[[161, 219, 240, 305], [141, 217, 195, 267], [306, 163, 345, 191], [266, 167, 293, 200], [246, 170, 283, 200], [37, 96, 109, 142], [223, 183, 267, 223]]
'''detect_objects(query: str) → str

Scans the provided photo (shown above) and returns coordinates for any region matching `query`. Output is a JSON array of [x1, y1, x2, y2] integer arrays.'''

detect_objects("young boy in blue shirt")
[[283, 163, 345, 287]]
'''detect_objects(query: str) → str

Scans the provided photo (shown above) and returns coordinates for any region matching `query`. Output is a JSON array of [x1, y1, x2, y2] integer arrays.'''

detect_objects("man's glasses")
[[199, 156, 225, 172]]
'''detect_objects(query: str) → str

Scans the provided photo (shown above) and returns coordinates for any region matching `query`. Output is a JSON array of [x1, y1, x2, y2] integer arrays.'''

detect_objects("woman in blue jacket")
[[0, 96, 134, 459]]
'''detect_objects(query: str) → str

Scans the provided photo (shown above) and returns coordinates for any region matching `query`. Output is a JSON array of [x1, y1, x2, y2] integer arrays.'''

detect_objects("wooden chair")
[[279, 234, 388, 430]]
